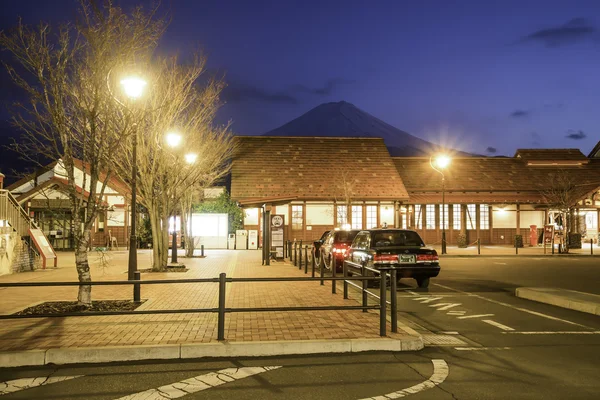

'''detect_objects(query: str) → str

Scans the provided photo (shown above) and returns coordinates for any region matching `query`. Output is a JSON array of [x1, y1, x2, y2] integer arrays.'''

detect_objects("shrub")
[[457, 232, 468, 248], [514, 234, 524, 248], [568, 233, 582, 249]]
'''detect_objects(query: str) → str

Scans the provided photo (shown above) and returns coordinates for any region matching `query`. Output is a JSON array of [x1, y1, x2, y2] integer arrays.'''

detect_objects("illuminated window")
[[351, 205, 363, 229], [466, 204, 476, 230], [426, 204, 436, 229], [414, 205, 423, 229], [366, 205, 377, 228], [337, 205, 348, 227], [439, 204, 449, 229], [480, 204, 490, 229], [292, 205, 303, 230], [453, 204, 461, 230]]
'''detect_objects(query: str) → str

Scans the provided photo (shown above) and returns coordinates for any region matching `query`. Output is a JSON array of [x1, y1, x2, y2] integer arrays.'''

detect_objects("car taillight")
[[416, 253, 439, 263], [373, 254, 399, 263], [333, 247, 347, 255]]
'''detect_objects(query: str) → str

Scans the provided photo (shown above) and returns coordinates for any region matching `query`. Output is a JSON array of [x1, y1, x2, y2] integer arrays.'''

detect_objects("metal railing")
[[0, 189, 38, 237], [0, 271, 391, 339]]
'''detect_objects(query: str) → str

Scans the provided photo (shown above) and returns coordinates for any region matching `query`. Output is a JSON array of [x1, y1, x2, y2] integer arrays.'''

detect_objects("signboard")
[[543, 224, 554, 254], [271, 214, 285, 258], [28, 228, 57, 269]]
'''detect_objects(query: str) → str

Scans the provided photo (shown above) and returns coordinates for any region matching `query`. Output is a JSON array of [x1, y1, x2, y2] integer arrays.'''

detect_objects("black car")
[[311, 230, 330, 262], [319, 229, 361, 272], [344, 229, 440, 288]]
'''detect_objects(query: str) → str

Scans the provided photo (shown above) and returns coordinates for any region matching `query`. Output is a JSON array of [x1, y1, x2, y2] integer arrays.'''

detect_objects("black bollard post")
[[343, 261, 348, 299], [304, 246, 308, 274], [515, 237, 518, 255], [362, 275, 368, 312], [320, 252, 325, 286], [332, 256, 337, 294], [201, 244, 204, 257], [311, 250, 316, 277], [293, 242, 297, 266], [477, 238, 481, 255], [133, 271, 141, 302], [217, 273, 226, 341], [379, 270, 387, 337], [390, 268, 397, 333], [591, 239, 594, 255], [298, 241, 303, 269]]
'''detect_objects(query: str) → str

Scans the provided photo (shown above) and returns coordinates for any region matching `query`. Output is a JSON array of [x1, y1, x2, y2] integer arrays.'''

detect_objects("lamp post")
[[430, 154, 451, 255], [120, 76, 147, 280]]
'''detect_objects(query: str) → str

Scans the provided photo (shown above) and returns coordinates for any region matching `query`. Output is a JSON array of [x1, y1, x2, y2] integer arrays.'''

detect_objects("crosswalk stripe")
[[114, 366, 281, 400], [457, 314, 494, 319], [1, 375, 82, 396], [482, 319, 515, 331]]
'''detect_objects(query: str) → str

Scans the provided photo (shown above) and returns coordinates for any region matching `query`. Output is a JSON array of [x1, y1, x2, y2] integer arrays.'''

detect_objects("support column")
[[265, 206, 271, 266], [476, 204, 481, 243], [393, 201, 398, 228], [516, 203, 521, 235]]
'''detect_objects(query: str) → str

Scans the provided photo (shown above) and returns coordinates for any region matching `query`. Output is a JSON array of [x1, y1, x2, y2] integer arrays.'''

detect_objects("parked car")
[[320, 229, 361, 272], [312, 230, 330, 262], [344, 229, 440, 288]]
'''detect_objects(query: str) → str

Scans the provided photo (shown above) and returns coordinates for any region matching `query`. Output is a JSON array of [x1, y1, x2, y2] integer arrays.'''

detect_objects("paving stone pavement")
[[0, 249, 409, 351]]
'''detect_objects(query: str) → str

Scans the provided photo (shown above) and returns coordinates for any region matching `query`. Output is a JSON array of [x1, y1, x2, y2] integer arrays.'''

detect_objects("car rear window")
[[335, 230, 360, 242], [371, 231, 424, 247]]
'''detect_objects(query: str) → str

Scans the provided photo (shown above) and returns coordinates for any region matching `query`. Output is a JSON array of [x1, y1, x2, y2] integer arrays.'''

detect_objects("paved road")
[[1, 257, 599, 399]]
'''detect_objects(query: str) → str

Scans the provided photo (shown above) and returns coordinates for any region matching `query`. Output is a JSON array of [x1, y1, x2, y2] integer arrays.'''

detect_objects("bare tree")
[[333, 169, 356, 228], [113, 56, 235, 271], [0, 1, 165, 305]]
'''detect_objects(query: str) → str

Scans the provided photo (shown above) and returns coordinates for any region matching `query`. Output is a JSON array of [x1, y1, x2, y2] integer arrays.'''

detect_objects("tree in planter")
[[0, 1, 165, 305]]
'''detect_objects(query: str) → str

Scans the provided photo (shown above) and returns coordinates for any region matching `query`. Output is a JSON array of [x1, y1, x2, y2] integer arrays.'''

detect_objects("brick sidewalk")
[[0, 249, 407, 351]]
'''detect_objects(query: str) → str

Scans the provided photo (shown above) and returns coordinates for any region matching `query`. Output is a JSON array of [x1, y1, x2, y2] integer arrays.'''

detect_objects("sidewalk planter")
[[568, 233, 582, 249], [514, 235, 524, 248], [457, 232, 468, 248]]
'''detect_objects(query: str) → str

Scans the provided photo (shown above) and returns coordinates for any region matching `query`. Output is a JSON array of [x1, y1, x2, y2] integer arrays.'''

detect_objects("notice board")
[[271, 214, 285, 258], [28, 228, 57, 268]]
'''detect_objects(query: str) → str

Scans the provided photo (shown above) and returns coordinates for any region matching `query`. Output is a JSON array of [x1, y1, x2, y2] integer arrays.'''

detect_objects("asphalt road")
[[1, 257, 599, 399]]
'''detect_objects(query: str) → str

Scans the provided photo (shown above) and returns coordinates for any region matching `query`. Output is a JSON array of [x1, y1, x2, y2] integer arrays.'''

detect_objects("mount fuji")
[[263, 101, 469, 156]]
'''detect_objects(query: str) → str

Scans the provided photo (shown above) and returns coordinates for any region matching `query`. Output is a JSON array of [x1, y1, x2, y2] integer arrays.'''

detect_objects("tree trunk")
[[75, 228, 92, 306], [148, 205, 165, 271], [182, 202, 195, 257], [161, 213, 170, 267]]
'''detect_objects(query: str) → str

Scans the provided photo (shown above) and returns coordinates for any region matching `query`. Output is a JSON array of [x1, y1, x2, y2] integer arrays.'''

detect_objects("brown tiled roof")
[[394, 157, 600, 203], [231, 136, 409, 201], [514, 149, 589, 163], [589, 141, 600, 158]]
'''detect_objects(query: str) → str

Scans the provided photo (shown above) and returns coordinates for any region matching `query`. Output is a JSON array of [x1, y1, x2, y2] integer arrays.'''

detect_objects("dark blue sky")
[[1, 0, 599, 157]]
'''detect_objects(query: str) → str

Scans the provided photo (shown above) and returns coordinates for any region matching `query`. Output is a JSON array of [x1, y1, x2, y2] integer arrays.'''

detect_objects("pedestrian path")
[[0, 249, 419, 364]]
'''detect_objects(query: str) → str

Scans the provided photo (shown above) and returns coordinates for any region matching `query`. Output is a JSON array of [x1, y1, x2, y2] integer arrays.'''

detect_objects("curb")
[[0, 336, 424, 368], [515, 287, 600, 316], [441, 254, 599, 258]]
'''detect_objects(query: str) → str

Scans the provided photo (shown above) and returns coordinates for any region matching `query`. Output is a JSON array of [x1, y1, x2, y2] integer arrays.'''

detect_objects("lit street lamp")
[[430, 154, 451, 254], [121, 76, 147, 280]]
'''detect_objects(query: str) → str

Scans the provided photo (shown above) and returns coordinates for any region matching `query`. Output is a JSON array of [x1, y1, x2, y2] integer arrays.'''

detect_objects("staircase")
[[0, 189, 38, 236]]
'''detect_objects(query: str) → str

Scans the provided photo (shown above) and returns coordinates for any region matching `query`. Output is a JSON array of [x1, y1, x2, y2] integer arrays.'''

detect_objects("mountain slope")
[[264, 101, 464, 156]]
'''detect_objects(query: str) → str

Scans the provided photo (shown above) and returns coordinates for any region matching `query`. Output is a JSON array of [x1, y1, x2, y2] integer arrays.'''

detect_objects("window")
[[414, 205, 423, 229], [366, 205, 377, 228], [426, 204, 435, 229], [337, 205, 348, 227], [466, 204, 476, 230], [439, 204, 449, 229], [351, 205, 363, 229], [353, 232, 370, 250], [480, 204, 490, 229], [453, 204, 461, 230], [292, 205, 303, 230]]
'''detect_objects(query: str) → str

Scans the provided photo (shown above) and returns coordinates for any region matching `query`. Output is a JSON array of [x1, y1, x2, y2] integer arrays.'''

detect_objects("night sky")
[[1, 0, 599, 170]]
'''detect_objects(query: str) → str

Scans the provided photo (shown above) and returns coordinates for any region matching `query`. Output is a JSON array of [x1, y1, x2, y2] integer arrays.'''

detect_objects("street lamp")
[[430, 154, 451, 254], [121, 76, 147, 280]]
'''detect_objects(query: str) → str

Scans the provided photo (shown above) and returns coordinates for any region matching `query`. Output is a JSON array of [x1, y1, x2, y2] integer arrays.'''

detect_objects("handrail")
[[0, 189, 39, 236]]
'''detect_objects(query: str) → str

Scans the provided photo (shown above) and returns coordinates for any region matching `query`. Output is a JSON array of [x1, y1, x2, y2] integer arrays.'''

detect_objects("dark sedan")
[[344, 229, 440, 288], [319, 229, 361, 272]]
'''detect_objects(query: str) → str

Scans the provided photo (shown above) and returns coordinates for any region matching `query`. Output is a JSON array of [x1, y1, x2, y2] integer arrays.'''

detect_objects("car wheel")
[[416, 277, 430, 288]]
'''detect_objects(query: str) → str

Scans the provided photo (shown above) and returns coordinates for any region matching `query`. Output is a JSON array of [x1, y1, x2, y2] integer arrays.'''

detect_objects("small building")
[[231, 136, 409, 243]]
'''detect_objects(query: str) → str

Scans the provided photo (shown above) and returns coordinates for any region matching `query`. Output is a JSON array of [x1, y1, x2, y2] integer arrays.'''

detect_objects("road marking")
[[482, 319, 515, 331], [493, 262, 507, 265], [503, 331, 600, 335], [433, 283, 591, 328], [413, 297, 444, 303], [440, 331, 460, 335], [447, 311, 466, 315], [359, 359, 449, 400], [457, 314, 494, 319], [1, 376, 82, 396], [455, 347, 511, 351], [429, 303, 461, 311], [114, 366, 281, 400]]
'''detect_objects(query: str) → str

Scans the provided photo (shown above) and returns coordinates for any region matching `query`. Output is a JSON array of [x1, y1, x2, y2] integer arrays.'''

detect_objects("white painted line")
[[429, 303, 461, 311], [433, 283, 591, 328], [493, 262, 507, 265], [482, 320, 515, 331], [114, 366, 281, 400], [415, 297, 444, 304], [502, 331, 600, 335], [1, 376, 82, 396], [440, 331, 460, 335], [457, 314, 494, 319], [359, 359, 449, 400], [455, 347, 511, 351], [447, 311, 466, 315], [407, 291, 419, 295]]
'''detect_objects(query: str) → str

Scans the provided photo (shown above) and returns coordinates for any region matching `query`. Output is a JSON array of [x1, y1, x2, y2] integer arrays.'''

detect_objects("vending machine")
[[248, 230, 258, 249], [235, 230, 248, 250]]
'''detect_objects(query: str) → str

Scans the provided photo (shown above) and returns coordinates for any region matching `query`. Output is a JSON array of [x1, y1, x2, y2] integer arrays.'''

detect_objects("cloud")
[[518, 18, 596, 47], [292, 78, 356, 96], [565, 129, 586, 140], [530, 132, 541, 146], [486, 147, 497, 154], [510, 109, 530, 118]]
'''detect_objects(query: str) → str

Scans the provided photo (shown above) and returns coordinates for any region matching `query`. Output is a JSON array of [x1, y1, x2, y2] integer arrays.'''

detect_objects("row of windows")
[[414, 204, 489, 230], [292, 205, 380, 230]]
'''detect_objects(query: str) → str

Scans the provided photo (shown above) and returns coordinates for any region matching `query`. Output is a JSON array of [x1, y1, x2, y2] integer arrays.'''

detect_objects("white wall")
[[107, 195, 125, 206], [190, 213, 228, 248], [107, 209, 125, 227], [306, 204, 333, 225], [0, 231, 19, 276], [380, 203, 394, 226], [244, 208, 259, 225], [521, 211, 545, 228], [275, 205, 289, 224], [493, 209, 517, 228]]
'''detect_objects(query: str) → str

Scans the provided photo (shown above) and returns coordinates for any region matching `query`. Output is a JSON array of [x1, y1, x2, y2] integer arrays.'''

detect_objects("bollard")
[[515, 237, 518, 255], [289, 241, 293, 261], [298, 241, 303, 269], [311, 250, 316, 277], [133, 271, 141, 302], [477, 238, 481, 255], [332, 256, 337, 294], [217, 273, 226, 341], [390, 268, 397, 333], [304, 246, 308, 274], [591, 239, 594, 255], [552, 241, 555, 254], [379, 270, 387, 337], [201, 245, 204, 257], [362, 274, 368, 312], [343, 261, 348, 299], [320, 253, 325, 286], [293, 242, 297, 266]]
